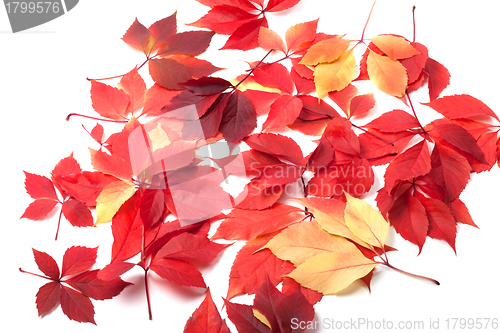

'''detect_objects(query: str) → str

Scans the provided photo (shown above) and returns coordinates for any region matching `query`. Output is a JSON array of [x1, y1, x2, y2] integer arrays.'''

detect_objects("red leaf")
[[196, 0, 259, 11], [149, 58, 192, 90], [424, 58, 450, 101], [429, 123, 487, 164], [97, 262, 136, 281], [223, 300, 272, 333], [359, 130, 415, 166], [142, 84, 180, 117], [119, 67, 147, 113], [61, 246, 98, 278], [384, 140, 431, 190], [423, 94, 499, 121], [189, 5, 257, 35], [324, 118, 360, 156], [221, 17, 269, 51], [139, 189, 166, 231], [226, 233, 294, 300], [90, 81, 130, 120], [281, 277, 323, 306], [388, 191, 429, 253], [450, 198, 478, 228], [183, 290, 231, 333], [154, 233, 229, 262], [121, 18, 151, 54], [212, 203, 302, 240], [252, 62, 294, 95], [181, 77, 233, 96], [51, 154, 82, 178], [258, 27, 287, 53], [471, 131, 498, 172], [149, 258, 206, 288], [148, 13, 177, 54], [21, 199, 59, 220], [299, 94, 340, 118], [245, 133, 303, 166], [349, 93, 375, 118], [24, 171, 58, 200], [65, 270, 131, 300], [220, 90, 257, 143], [285, 19, 318, 53], [363, 109, 420, 132], [243, 89, 281, 116], [90, 123, 104, 144], [61, 199, 94, 227], [429, 143, 471, 201], [60, 285, 96, 324], [158, 31, 215, 56], [291, 68, 316, 95], [235, 183, 284, 210], [111, 192, 143, 263], [328, 83, 358, 116], [183, 93, 230, 140], [400, 42, 429, 84], [417, 195, 457, 252], [266, 0, 301, 12], [33, 249, 60, 280], [36, 282, 61, 317], [263, 94, 303, 130]]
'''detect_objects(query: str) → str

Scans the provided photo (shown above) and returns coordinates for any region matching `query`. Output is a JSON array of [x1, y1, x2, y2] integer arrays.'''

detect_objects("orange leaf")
[[299, 37, 352, 66], [285, 19, 318, 53], [258, 27, 286, 54], [370, 35, 420, 60], [314, 50, 357, 99], [366, 51, 407, 97]]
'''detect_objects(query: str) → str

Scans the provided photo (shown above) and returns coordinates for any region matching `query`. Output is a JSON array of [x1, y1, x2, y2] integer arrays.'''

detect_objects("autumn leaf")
[[184, 290, 231, 333], [95, 180, 136, 225], [314, 50, 357, 98], [370, 35, 420, 60], [366, 51, 408, 97], [300, 37, 352, 66]]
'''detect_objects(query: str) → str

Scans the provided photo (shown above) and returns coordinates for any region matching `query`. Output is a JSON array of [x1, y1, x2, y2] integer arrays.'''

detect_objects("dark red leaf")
[[170, 54, 223, 79], [181, 77, 233, 96], [220, 90, 257, 143], [36, 282, 61, 317], [60, 285, 96, 324], [417, 195, 457, 252], [281, 277, 323, 306], [33, 249, 60, 280], [299, 94, 340, 118], [148, 13, 177, 54], [223, 299, 272, 333], [61, 246, 98, 278]]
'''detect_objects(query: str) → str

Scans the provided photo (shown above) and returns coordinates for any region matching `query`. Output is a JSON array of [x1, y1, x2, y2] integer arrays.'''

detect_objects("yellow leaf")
[[314, 50, 357, 99], [253, 309, 271, 329], [148, 123, 171, 152], [366, 51, 408, 97], [370, 35, 420, 60], [299, 37, 352, 66], [95, 180, 136, 225], [297, 197, 369, 248], [287, 251, 378, 294], [261, 220, 359, 266], [344, 193, 390, 248]]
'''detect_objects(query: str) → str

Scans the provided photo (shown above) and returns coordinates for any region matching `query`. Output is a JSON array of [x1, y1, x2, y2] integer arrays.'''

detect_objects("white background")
[[1, 1, 500, 332]]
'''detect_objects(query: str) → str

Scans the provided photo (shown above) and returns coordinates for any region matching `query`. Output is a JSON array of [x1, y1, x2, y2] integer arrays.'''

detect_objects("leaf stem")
[[87, 57, 151, 81], [55, 207, 64, 241], [66, 113, 129, 123], [406, 93, 428, 137], [361, 0, 378, 41], [412, 5, 417, 43], [233, 49, 274, 90], [380, 261, 440, 285], [19, 268, 55, 281], [144, 268, 153, 320], [352, 124, 394, 146]]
